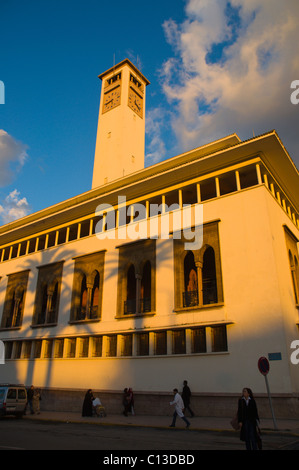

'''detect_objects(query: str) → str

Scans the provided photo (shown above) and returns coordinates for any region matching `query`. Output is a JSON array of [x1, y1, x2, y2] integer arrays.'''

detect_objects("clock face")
[[128, 88, 143, 118], [102, 86, 121, 113]]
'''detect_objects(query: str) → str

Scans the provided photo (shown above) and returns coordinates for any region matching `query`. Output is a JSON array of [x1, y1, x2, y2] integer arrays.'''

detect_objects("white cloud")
[[160, 0, 299, 166], [0, 129, 28, 186], [0, 189, 31, 224], [145, 107, 168, 165]]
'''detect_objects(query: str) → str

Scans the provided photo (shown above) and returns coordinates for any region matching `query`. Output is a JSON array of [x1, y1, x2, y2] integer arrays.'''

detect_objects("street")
[[0, 417, 298, 452]]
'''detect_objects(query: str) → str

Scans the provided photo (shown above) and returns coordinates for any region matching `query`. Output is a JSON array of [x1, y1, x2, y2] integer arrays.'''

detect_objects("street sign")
[[257, 356, 277, 430], [258, 356, 270, 376]]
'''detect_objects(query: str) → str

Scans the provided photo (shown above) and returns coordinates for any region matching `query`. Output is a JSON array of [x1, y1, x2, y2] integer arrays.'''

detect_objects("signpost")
[[258, 356, 278, 430]]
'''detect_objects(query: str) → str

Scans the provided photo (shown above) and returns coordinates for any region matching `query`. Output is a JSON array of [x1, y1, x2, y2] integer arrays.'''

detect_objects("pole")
[[264, 374, 278, 430]]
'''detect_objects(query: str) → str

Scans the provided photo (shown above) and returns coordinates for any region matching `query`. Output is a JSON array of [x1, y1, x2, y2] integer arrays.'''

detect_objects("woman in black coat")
[[237, 388, 260, 450], [82, 389, 94, 417]]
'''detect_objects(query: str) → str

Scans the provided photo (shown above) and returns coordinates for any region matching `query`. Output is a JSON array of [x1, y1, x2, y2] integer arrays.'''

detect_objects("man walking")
[[169, 388, 190, 428], [182, 380, 195, 417]]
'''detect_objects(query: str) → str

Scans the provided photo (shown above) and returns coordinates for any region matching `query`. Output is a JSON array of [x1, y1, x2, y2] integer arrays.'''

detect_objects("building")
[[0, 59, 299, 418]]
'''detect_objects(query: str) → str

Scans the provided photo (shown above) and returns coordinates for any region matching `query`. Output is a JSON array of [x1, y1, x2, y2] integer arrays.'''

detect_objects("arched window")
[[49, 282, 58, 323], [7, 288, 24, 327], [91, 271, 100, 318], [125, 265, 136, 314], [141, 261, 151, 312], [183, 251, 198, 307], [79, 275, 87, 319], [40, 284, 48, 324], [289, 251, 299, 304], [202, 246, 217, 304]]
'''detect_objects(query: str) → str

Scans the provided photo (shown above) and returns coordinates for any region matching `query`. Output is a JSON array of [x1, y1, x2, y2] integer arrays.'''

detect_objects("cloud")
[[161, 0, 299, 166], [0, 130, 28, 186], [145, 107, 168, 165], [0, 189, 31, 224]]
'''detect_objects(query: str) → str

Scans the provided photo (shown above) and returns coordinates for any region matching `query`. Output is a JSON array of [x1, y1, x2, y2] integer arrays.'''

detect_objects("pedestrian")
[[237, 387, 260, 450], [26, 385, 35, 415], [33, 387, 41, 414], [182, 380, 194, 417], [82, 389, 94, 417], [122, 388, 130, 416], [169, 388, 190, 428], [128, 388, 135, 415]]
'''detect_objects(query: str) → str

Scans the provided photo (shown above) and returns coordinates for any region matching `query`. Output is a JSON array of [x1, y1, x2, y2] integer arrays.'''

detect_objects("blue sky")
[[0, 0, 298, 225]]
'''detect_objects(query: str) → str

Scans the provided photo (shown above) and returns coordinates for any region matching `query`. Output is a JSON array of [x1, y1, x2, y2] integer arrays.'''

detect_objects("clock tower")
[[92, 59, 150, 189]]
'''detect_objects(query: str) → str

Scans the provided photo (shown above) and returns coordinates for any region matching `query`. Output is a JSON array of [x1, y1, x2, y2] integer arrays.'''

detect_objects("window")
[[70, 252, 105, 322], [202, 247, 218, 304], [1, 271, 29, 329], [137, 333, 149, 356], [238, 165, 258, 189], [183, 251, 198, 307], [174, 221, 223, 310], [155, 331, 167, 355], [54, 339, 64, 358], [43, 340, 53, 358], [121, 334, 132, 356], [4, 342, 13, 359], [14, 342, 22, 358], [33, 341, 42, 358], [182, 184, 197, 205], [79, 337, 89, 358], [106, 335, 117, 357], [66, 338, 76, 358], [173, 330, 186, 354], [284, 226, 299, 305], [218, 171, 237, 196], [192, 328, 206, 353], [117, 239, 156, 317], [33, 262, 63, 326], [92, 336, 102, 357], [200, 178, 217, 201], [211, 326, 227, 352], [125, 265, 136, 314], [23, 341, 31, 359]]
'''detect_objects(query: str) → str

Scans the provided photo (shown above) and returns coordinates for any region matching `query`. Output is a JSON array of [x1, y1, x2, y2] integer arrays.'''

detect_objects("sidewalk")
[[25, 411, 299, 435]]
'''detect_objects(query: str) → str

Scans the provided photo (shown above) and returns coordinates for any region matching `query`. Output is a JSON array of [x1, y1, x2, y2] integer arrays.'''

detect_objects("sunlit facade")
[[0, 60, 299, 417]]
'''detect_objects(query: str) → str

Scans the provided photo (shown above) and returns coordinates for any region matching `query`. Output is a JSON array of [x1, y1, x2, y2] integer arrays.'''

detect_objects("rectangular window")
[[57, 228, 67, 245], [79, 220, 90, 238], [14, 342, 22, 358], [200, 178, 217, 201], [238, 165, 258, 189], [172, 329, 186, 354], [33, 340, 42, 358], [37, 235, 46, 251], [154, 331, 167, 355], [92, 336, 102, 357], [4, 341, 13, 359], [121, 334, 132, 356], [182, 184, 197, 205], [137, 332, 149, 356], [79, 337, 89, 357], [43, 340, 53, 358], [10, 244, 18, 259], [19, 241, 28, 256], [211, 326, 227, 352], [54, 339, 64, 358], [106, 335, 117, 357], [22, 341, 32, 359], [28, 239, 36, 254], [68, 224, 78, 241], [47, 231, 56, 248], [192, 328, 206, 353], [218, 172, 237, 196], [66, 338, 76, 358]]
